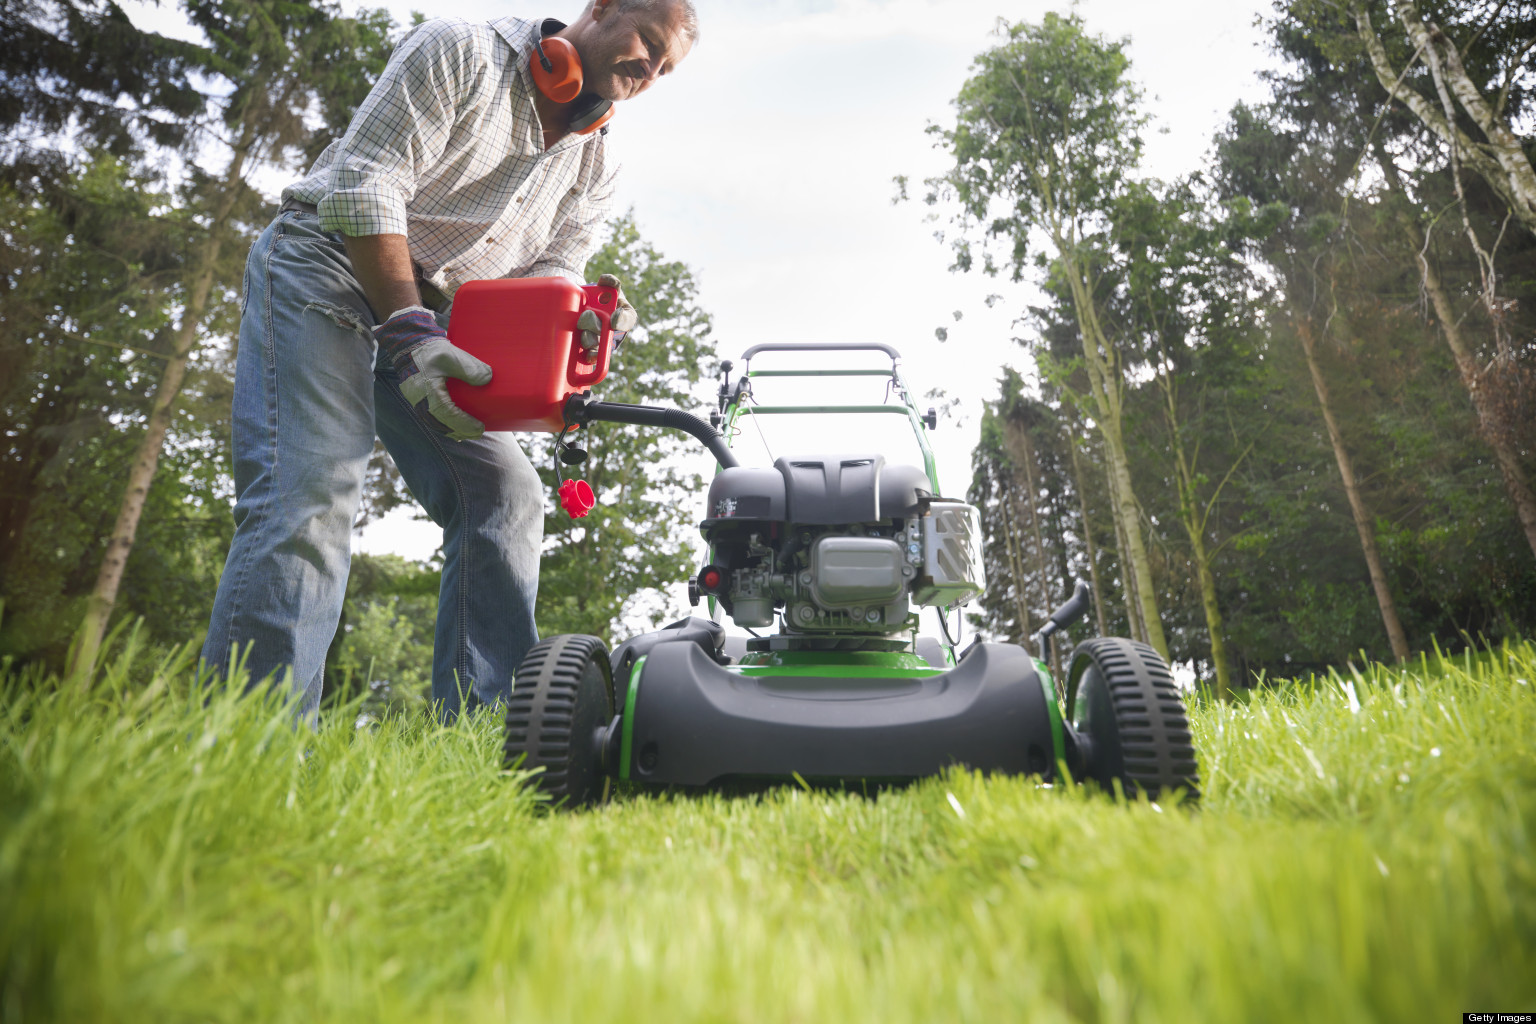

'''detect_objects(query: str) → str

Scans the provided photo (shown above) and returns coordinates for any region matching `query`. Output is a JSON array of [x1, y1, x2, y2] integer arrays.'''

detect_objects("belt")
[[278, 198, 450, 312], [415, 269, 450, 313]]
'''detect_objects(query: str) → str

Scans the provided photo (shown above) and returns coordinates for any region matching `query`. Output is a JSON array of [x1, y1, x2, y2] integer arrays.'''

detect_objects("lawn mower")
[[492, 340, 1201, 807]]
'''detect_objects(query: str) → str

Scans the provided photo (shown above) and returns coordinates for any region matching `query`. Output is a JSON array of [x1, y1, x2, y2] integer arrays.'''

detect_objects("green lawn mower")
[[502, 342, 1200, 807]]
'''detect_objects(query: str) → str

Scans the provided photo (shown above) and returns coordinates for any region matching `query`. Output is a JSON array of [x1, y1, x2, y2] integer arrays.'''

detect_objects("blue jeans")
[[202, 210, 543, 721]]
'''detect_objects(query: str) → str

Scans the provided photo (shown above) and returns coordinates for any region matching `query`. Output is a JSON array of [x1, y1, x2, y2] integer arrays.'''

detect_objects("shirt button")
[[569, 187, 579, 195], [516, 196, 524, 204]]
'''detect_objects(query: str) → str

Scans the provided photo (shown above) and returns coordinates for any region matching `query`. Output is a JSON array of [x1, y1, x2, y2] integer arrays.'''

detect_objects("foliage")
[[0, 157, 235, 662], [531, 210, 717, 642], [912, 12, 1146, 281], [917, 12, 1171, 657], [0, 0, 396, 671], [2, 636, 1532, 1020], [933, 7, 1536, 684], [325, 553, 438, 707], [967, 369, 1095, 667]]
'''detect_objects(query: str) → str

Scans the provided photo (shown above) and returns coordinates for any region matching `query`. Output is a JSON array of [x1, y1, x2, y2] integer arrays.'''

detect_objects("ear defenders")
[[531, 31, 614, 136]]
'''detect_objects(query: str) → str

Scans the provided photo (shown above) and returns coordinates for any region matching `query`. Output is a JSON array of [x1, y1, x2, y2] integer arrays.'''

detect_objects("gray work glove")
[[374, 306, 492, 441], [577, 272, 639, 354]]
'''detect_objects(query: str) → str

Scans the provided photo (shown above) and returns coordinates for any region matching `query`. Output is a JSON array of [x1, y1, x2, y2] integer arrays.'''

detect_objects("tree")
[[1, 0, 205, 166], [1107, 178, 1277, 697], [912, 13, 1169, 657], [1214, 97, 1417, 662], [531, 212, 717, 641], [1336, 0, 1536, 560], [1345, 0, 1536, 241], [61, 0, 395, 675], [968, 370, 1085, 679], [0, 158, 233, 660]]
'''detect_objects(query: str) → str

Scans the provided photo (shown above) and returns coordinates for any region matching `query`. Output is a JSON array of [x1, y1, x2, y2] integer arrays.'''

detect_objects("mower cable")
[[937, 602, 961, 649], [743, 400, 777, 463]]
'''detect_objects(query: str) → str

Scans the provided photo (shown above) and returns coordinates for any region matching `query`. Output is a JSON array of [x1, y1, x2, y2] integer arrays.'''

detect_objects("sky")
[[126, 0, 1283, 564]]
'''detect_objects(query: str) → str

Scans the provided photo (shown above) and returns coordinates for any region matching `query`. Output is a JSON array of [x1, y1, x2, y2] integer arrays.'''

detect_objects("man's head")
[[562, 0, 698, 103]]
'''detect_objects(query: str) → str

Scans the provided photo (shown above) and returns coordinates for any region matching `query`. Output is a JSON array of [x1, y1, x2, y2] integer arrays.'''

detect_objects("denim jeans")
[[201, 209, 543, 721]]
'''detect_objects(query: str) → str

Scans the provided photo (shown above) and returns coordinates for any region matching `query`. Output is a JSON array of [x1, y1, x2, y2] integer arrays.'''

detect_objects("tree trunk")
[[1374, 146, 1536, 561], [1000, 491, 1031, 641], [69, 144, 252, 678], [1191, 535, 1232, 697], [1063, 424, 1109, 637], [1157, 373, 1234, 700], [1010, 421, 1060, 677], [1419, 253, 1536, 560], [1295, 319, 1411, 662], [1060, 253, 1168, 657], [1004, 421, 1052, 616], [1108, 480, 1145, 645]]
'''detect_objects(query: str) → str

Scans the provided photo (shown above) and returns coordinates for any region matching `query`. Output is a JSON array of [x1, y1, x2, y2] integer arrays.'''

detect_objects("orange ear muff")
[[531, 36, 582, 104], [569, 96, 614, 135]]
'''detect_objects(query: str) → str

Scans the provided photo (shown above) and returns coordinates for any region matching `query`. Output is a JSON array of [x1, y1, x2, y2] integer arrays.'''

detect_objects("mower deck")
[[618, 641, 1064, 787]]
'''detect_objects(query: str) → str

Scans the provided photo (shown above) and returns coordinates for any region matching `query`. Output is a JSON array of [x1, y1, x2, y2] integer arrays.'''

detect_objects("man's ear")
[[589, 0, 615, 22]]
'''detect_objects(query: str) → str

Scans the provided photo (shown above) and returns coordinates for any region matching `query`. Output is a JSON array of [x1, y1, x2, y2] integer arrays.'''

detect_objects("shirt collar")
[[489, 15, 541, 56]]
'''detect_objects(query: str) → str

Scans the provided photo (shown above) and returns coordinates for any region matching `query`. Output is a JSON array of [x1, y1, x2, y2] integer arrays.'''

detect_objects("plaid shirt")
[[284, 16, 617, 295]]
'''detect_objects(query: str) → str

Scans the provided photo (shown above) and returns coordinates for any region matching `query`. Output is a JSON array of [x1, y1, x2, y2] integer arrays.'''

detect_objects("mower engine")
[[692, 454, 983, 640]]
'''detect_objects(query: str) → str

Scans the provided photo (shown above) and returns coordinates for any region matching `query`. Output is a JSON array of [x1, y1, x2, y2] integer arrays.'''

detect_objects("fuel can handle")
[[568, 284, 617, 387]]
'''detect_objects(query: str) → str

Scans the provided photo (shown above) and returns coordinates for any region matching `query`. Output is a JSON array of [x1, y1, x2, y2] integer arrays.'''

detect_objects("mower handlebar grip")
[[1034, 580, 1093, 651]]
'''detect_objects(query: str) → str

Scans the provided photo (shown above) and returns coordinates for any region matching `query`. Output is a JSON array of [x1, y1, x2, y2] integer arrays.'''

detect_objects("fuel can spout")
[[562, 393, 739, 468]]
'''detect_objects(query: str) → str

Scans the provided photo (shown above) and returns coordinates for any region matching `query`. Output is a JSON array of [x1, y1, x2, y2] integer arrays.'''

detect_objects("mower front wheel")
[[503, 634, 616, 809], [1063, 638, 1200, 802]]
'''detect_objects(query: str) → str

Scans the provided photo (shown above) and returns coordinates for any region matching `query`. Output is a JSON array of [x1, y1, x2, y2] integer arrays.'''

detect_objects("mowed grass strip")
[[2, 638, 1532, 1022]]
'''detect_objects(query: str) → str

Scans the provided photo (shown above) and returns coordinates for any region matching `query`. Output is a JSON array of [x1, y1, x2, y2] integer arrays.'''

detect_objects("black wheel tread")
[[502, 634, 613, 806], [1068, 637, 1201, 801]]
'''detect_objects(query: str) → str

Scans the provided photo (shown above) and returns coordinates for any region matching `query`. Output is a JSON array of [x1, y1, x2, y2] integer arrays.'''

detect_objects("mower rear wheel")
[[1064, 638, 1200, 802], [503, 634, 615, 808]]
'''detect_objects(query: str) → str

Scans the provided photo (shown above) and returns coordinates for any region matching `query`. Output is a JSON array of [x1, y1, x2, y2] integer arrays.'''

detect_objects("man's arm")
[[343, 233, 422, 322]]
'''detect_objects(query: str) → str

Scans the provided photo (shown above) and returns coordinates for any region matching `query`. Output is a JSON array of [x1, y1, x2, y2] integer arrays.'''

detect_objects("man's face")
[[577, 1, 693, 103]]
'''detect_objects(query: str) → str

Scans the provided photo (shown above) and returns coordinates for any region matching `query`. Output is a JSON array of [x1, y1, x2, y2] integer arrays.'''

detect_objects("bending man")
[[202, 0, 698, 720]]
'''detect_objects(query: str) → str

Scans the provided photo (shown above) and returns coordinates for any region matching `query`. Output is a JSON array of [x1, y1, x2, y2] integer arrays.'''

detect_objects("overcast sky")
[[127, 0, 1283, 562]]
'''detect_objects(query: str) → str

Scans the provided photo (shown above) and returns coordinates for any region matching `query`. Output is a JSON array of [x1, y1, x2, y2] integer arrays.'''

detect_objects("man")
[[201, 0, 698, 721]]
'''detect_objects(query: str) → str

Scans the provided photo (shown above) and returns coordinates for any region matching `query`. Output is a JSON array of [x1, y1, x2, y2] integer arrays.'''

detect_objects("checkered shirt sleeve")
[[314, 20, 479, 238]]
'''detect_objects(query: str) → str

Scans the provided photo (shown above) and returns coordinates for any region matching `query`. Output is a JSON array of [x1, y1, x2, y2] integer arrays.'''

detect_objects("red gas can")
[[444, 277, 618, 432]]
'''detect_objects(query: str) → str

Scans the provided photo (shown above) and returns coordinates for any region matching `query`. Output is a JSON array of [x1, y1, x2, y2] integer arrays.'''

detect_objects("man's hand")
[[375, 307, 492, 441], [578, 272, 640, 353]]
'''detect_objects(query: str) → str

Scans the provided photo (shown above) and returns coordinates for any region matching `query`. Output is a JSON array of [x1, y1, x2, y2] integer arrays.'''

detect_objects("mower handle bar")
[[563, 394, 739, 468], [740, 342, 901, 364]]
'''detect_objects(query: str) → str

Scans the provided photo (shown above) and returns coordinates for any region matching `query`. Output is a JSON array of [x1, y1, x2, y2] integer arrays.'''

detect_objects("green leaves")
[[921, 12, 1146, 278]]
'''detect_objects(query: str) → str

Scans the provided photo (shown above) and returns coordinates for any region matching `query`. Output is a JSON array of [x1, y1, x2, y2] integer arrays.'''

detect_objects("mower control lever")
[[1032, 579, 1093, 657]]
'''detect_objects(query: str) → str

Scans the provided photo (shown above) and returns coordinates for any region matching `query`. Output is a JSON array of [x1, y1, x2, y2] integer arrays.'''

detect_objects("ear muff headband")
[[531, 30, 615, 135]]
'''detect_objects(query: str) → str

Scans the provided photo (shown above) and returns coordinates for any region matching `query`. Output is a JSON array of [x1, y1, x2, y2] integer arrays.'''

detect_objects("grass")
[[2, 636, 1533, 1023]]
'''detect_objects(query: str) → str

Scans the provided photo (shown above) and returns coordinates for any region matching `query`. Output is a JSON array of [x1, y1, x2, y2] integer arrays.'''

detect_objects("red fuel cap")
[[557, 478, 595, 519]]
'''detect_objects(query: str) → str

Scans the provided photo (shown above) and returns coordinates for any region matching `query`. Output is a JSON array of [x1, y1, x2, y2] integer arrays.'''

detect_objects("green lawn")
[[3, 638, 1533, 1022]]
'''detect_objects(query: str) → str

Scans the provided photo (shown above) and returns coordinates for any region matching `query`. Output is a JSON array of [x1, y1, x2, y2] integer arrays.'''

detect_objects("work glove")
[[577, 272, 639, 354], [374, 306, 492, 441]]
